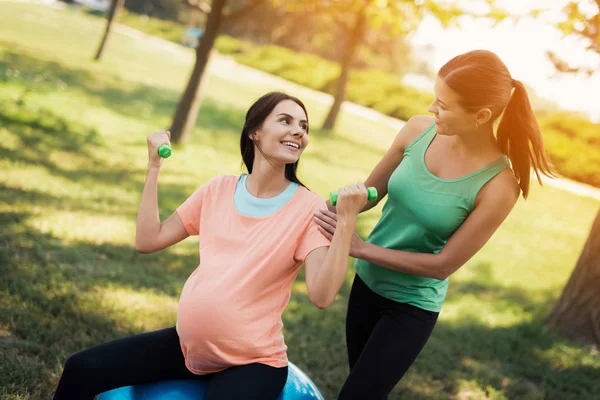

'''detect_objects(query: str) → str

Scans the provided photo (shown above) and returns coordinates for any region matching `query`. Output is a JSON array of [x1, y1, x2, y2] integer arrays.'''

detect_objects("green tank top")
[[354, 122, 510, 312]]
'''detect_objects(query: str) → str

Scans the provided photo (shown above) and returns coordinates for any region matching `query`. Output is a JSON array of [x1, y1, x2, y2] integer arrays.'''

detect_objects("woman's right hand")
[[147, 130, 171, 168], [335, 182, 369, 220]]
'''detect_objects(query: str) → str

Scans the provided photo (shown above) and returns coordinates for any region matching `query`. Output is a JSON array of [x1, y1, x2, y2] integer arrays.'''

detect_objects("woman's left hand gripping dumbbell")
[[315, 183, 369, 257], [335, 182, 369, 220], [147, 130, 172, 168]]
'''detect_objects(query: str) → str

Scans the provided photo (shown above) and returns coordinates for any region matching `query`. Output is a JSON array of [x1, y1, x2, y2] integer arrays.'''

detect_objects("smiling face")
[[427, 76, 480, 137], [252, 99, 309, 165]]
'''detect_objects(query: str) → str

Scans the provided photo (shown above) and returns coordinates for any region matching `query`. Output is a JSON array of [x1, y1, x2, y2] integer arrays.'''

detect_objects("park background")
[[1, 0, 599, 399]]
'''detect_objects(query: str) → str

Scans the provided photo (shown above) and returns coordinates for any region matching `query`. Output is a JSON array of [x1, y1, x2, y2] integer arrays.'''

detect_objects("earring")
[[474, 122, 479, 130]]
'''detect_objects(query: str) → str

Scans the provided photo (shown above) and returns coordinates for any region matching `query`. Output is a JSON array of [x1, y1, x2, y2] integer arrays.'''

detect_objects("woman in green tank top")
[[315, 50, 555, 399]]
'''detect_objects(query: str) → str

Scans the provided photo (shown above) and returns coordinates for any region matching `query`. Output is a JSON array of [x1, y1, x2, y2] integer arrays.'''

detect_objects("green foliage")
[[214, 34, 249, 55], [540, 113, 600, 188], [557, 0, 599, 47], [545, 0, 599, 75], [215, 36, 433, 122], [232, 44, 340, 91], [346, 69, 433, 121], [541, 112, 600, 146]]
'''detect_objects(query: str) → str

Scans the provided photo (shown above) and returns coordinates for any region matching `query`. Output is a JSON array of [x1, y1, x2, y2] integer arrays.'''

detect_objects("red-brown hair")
[[439, 50, 555, 198]]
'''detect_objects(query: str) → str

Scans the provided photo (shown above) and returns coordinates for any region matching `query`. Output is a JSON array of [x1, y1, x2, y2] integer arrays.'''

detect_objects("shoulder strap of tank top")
[[404, 122, 436, 155]]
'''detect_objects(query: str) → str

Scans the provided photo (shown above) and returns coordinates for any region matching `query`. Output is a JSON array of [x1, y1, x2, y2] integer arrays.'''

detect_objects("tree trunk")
[[547, 209, 600, 347], [322, 10, 367, 131], [94, 0, 125, 61], [169, 0, 228, 144]]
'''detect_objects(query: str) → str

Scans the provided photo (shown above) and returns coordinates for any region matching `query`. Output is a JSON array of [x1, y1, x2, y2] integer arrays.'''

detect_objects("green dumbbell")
[[158, 143, 172, 158], [330, 187, 377, 206]]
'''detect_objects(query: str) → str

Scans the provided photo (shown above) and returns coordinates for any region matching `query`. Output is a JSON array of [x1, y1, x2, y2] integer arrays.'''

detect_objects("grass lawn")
[[1, 2, 599, 399]]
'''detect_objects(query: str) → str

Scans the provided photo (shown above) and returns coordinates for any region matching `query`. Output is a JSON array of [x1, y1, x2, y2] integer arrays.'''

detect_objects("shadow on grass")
[[402, 317, 600, 400], [389, 272, 600, 400], [284, 262, 599, 399], [0, 207, 203, 398], [0, 92, 203, 209]]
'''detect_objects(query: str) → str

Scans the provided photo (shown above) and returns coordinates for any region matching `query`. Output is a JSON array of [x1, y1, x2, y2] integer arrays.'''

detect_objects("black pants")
[[52, 327, 288, 400], [338, 275, 439, 400]]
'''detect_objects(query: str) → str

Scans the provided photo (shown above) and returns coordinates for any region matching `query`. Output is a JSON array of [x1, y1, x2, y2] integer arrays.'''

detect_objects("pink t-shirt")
[[175, 175, 331, 375]]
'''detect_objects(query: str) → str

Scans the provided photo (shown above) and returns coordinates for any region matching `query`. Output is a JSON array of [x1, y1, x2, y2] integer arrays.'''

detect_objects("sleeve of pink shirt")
[[294, 196, 331, 262], [176, 187, 205, 236], [176, 176, 223, 236]]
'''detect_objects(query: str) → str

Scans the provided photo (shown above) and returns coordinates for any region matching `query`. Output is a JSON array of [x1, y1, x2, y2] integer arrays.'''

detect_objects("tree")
[[220, 2, 408, 73], [94, 0, 126, 61], [545, 0, 600, 348], [169, 0, 264, 144], [274, 0, 467, 130], [322, 3, 368, 130], [547, 211, 600, 347]]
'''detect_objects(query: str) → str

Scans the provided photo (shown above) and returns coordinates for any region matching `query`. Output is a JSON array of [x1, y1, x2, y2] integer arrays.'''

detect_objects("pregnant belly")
[[176, 291, 281, 368]]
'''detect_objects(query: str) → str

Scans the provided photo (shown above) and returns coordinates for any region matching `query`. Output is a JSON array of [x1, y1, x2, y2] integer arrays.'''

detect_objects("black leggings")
[[338, 274, 439, 400], [52, 327, 288, 400]]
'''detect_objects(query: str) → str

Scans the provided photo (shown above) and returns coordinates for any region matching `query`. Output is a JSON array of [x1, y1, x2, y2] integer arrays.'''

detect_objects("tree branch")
[[546, 50, 596, 77]]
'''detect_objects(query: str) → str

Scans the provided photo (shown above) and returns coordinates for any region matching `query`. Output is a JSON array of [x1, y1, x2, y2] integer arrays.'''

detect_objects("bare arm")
[[303, 184, 369, 309], [326, 115, 434, 213], [351, 170, 520, 280], [135, 130, 189, 253]]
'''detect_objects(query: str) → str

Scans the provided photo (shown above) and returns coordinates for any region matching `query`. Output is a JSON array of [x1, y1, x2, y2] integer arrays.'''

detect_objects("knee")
[[61, 350, 99, 380], [54, 350, 104, 398], [61, 352, 82, 379]]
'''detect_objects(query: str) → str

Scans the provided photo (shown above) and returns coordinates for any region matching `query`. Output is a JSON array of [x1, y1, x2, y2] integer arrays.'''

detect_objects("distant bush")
[[221, 39, 433, 121], [539, 113, 600, 188], [215, 35, 249, 55], [232, 45, 339, 91]]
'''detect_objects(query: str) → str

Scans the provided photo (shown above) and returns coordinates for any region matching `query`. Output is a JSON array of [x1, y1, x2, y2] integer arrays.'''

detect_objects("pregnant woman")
[[53, 92, 369, 400]]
